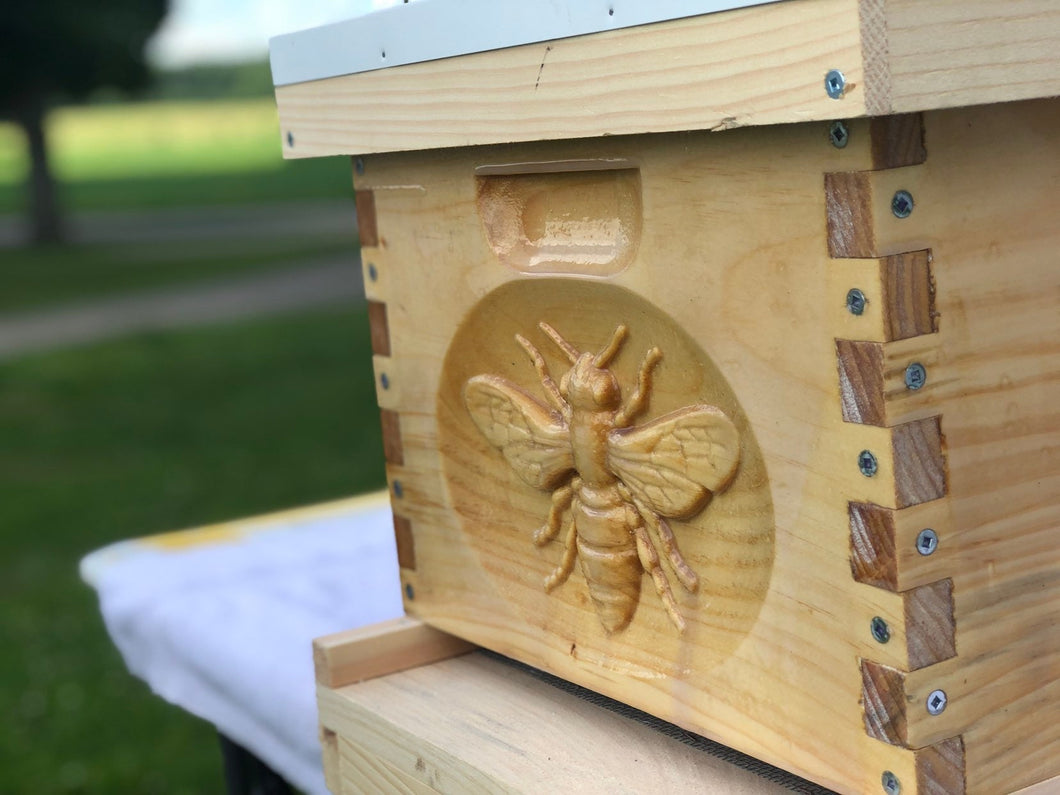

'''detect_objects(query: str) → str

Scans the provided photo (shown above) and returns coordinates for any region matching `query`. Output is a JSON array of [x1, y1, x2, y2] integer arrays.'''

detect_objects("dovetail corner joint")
[[463, 322, 741, 635]]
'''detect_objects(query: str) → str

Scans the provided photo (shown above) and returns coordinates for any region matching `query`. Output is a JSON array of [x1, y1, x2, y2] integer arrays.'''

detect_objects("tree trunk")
[[18, 96, 64, 245]]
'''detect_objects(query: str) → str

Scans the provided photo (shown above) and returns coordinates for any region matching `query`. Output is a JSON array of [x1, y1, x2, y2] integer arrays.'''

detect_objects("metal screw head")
[[881, 770, 901, 795], [404, 583, 415, 600], [927, 689, 948, 715], [829, 120, 849, 148], [891, 190, 914, 218], [355, 157, 365, 176], [367, 263, 378, 282], [871, 616, 891, 644], [393, 480, 404, 498], [905, 362, 927, 390], [858, 450, 879, 477], [825, 69, 846, 99], [380, 372, 390, 390], [846, 288, 867, 316], [286, 131, 294, 147], [916, 528, 939, 556]]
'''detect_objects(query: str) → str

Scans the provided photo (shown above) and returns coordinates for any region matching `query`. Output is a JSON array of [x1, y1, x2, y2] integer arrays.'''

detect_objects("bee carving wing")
[[465, 375, 574, 490], [608, 405, 740, 518]]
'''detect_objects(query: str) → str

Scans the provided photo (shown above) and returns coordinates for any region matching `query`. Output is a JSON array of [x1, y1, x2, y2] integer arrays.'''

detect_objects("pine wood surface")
[[273, 0, 1060, 157], [317, 651, 801, 794], [313, 616, 476, 689], [353, 98, 1059, 794]]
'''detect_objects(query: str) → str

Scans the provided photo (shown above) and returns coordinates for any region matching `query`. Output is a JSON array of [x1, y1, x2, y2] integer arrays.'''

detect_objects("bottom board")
[[317, 649, 827, 794]]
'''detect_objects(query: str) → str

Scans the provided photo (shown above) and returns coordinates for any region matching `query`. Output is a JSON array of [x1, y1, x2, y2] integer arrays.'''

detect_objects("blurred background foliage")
[[0, 53, 384, 793]]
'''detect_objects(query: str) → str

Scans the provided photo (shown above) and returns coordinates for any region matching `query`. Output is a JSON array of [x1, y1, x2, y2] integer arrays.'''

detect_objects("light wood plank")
[[276, 0, 865, 158], [1013, 775, 1060, 795], [320, 652, 799, 794], [883, 0, 1060, 114], [339, 737, 440, 795], [274, 0, 1060, 157], [313, 616, 476, 688]]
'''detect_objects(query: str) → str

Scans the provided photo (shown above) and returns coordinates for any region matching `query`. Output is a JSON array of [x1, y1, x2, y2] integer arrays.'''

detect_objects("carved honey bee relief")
[[463, 323, 741, 634]]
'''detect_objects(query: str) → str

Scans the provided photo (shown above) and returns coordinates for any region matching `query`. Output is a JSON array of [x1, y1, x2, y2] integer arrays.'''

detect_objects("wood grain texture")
[[849, 499, 955, 594], [349, 98, 1059, 794], [849, 501, 898, 588], [904, 579, 955, 670], [339, 737, 438, 795], [367, 300, 391, 357], [881, 249, 935, 341], [355, 190, 378, 247], [380, 408, 404, 466], [313, 616, 475, 689], [276, 2, 1060, 157], [870, 113, 926, 170], [829, 251, 935, 345], [858, 0, 890, 116], [916, 737, 965, 795], [891, 417, 947, 508], [837, 339, 885, 425], [884, 0, 1060, 115], [861, 659, 909, 745], [321, 728, 341, 795], [275, 0, 865, 158], [825, 171, 876, 258], [393, 514, 415, 571], [318, 652, 798, 795], [1013, 775, 1060, 795]]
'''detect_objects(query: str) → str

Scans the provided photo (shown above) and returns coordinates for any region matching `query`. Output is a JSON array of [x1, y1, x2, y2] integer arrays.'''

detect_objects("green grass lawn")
[[0, 98, 352, 213], [0, 306, 385, 792], [1, 231, 356, 314]]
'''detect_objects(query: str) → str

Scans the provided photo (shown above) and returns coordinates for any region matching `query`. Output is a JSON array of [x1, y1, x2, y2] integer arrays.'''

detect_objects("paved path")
[[0, 200, 356, 248], [0, 256, 363, 361]]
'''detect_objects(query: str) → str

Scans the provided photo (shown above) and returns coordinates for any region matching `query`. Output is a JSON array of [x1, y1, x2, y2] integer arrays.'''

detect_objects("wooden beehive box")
[[271, 2, 1060, 793]]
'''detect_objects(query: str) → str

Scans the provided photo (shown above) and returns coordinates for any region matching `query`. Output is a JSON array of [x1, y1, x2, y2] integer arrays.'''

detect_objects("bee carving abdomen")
[[573, 496, 642, 632], [576, 539, 642, 634]]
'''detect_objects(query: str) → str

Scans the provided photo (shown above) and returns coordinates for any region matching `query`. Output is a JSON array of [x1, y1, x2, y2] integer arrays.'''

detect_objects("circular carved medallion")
[[438, 279, 774, 673]]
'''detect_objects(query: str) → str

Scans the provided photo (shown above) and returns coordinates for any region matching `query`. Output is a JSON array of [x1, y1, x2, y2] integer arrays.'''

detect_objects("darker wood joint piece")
[[849, 502, 897, 589], [837, 339, 885, 426], [860, 659, 908, 746], [915, 736, 966, 795], [892, 416, 947, 508], [394, 514, 416, 570], [870, 113, 927, 171], [368, 300, 391, 357], [825, 171, 875, 258], [355, 189, 379, 248], [380, 408, 404, 466], [905, 579, 956, 670], [881, 250, 937, 340]]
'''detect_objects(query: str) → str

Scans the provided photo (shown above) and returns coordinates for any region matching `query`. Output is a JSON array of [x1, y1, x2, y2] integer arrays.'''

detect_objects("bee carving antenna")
[[594, 324, 628, 368], [539, 322, 580, 364]]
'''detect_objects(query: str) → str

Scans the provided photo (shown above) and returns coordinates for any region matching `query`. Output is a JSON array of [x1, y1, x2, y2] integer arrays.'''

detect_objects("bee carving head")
[[542, 323, 627, 411]]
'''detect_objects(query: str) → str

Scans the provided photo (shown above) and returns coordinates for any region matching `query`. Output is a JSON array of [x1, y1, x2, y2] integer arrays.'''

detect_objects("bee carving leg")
[[644, 514, 699, 593], [614, 346, 663, 426], [534, 479, 578, 547], [544, 511, 578, 593], [632, 524, 686, 633], [620, 485, 699, 593]]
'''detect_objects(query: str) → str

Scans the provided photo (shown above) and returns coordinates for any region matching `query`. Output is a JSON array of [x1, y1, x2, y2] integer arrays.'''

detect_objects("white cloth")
[[80, 494, 404, 795]]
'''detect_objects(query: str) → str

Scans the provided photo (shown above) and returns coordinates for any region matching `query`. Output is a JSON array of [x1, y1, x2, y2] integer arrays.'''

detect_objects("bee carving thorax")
[[569, 409, 616, 486], [464, 321, 741, 634]]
